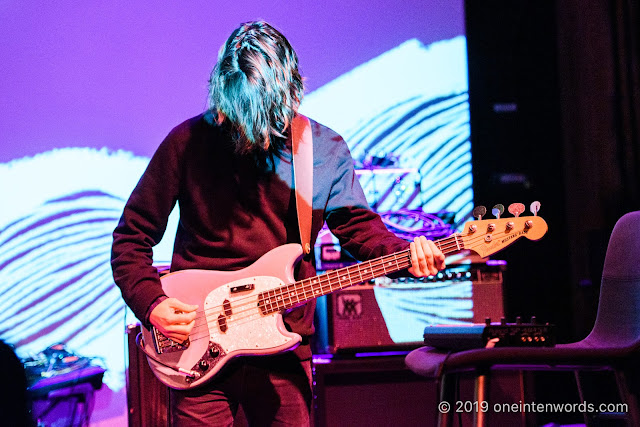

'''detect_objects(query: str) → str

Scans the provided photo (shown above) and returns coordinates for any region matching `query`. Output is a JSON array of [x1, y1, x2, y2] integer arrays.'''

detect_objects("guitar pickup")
[[230, 284, 254, 293], [218, 314, 228, 333], [223, 299, 232, 317]]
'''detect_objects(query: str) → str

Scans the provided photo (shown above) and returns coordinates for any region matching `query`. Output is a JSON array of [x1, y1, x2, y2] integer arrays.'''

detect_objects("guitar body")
[[140, 244, 304, 390]]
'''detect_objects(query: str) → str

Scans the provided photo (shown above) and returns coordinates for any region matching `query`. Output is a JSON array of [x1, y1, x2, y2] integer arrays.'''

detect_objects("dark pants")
[[170, 353, 313, 426]]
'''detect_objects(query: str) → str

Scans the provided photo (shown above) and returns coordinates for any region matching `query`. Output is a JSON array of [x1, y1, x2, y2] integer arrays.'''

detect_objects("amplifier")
[[313, 261, 505, 353]]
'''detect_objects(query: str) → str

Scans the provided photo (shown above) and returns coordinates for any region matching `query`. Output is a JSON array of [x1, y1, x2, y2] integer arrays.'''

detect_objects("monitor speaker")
[[314, 262, 505, 353]]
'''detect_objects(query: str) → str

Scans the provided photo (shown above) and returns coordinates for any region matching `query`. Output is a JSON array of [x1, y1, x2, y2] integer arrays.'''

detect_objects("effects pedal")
[[423, 316, 556, 350]]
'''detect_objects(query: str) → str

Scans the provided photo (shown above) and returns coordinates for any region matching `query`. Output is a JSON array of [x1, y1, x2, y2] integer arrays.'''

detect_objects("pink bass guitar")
[[139, 213, 547, 389]]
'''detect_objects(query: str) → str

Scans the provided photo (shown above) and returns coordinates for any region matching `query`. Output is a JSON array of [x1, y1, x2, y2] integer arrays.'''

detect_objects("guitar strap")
[[291, 114, 313, 255]]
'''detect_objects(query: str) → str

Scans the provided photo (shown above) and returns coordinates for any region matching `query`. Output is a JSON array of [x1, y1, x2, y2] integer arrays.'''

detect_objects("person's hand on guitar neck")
[[407, 236, 446, 277], [149, 297, 198, 343]]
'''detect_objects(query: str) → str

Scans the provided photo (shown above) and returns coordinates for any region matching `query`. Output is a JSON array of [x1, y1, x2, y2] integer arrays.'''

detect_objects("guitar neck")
[[257, 234, 464, 314]]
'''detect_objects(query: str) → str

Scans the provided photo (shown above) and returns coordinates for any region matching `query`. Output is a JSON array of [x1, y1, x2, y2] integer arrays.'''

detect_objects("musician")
[[111, 20, 445, 426]]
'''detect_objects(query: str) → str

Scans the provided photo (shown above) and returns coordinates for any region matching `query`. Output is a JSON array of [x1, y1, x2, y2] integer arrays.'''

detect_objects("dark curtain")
[[556, 0, 640, 339], [611, 0, 640, 212]]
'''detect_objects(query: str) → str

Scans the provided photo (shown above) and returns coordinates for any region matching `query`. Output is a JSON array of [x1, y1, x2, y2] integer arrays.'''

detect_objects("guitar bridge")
[[152, 327, 190, 354]]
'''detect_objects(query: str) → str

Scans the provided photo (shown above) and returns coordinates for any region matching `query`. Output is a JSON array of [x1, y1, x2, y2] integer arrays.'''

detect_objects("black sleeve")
[[111, 131, 183, 324]]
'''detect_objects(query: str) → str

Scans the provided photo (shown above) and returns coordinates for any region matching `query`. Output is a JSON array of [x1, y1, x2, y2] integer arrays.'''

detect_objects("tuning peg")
[[530, 201, 541, 216], [472, 205, 487, 220], [492, 204, 504, 219], [508, 203, 525, 217]]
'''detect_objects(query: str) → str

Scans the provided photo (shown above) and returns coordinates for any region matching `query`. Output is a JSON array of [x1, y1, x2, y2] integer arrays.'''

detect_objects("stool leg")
[[473, 371, 489, 427], [520, 370, 538, 427], [614, 369, 640, 426], [573, 370, 592, 426], [438, 373, 455, 427]]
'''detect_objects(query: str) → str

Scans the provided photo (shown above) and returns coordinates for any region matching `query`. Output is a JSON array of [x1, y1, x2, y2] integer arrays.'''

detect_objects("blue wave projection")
[[0, 190, 127, 385], [301, 37, 472, 225], [0, 148, 156, 389], [348, 93, 472, 213]]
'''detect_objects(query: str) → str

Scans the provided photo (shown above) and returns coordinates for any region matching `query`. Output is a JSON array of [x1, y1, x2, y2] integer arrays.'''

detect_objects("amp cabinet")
[[313, 261, 505, 353]]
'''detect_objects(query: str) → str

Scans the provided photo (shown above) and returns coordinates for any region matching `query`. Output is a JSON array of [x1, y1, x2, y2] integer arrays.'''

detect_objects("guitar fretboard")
[[257, 234, 464, 315]]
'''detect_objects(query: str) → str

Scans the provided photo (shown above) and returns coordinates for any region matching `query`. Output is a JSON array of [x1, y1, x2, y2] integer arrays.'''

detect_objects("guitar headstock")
[[459, 202, 548, 258]]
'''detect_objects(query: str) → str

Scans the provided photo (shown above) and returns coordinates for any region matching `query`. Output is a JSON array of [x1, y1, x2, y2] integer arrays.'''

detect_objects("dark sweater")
[[111, 112, 409, 359]]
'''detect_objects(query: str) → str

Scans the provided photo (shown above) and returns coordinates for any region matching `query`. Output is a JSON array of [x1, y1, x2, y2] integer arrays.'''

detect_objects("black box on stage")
[[313, 260, 505, 353], [312, 354, 531, 427], [126, 324, 170, 427]]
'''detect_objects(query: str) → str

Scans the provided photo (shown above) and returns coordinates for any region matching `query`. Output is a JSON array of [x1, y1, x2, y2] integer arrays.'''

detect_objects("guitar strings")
[[169, 220, 530, 342], [167, 223, 532, 344], [189, 232, 462, 320], [176, 232, 495, 342], [182, 233, 487, 343], [179, 231, 502, 343]]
